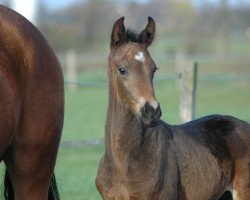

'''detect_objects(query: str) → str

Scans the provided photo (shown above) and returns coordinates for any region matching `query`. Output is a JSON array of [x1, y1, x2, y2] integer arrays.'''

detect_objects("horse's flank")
[[0, 5, 64, 199]]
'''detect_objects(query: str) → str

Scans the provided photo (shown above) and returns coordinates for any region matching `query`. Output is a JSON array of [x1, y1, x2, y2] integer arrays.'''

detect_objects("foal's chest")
[[108, 182, 131, 200], [107, 170, 158, 200], [108, 183, 150, 200]]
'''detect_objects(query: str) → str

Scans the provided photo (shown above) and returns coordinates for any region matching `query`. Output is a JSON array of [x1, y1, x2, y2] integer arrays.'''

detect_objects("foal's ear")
[[111, 17, 126, 49], [139, 17, 156, 47]]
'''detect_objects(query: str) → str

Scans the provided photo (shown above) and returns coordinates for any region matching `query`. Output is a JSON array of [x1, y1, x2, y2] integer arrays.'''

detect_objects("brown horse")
[[0, 5, 64, 200], [96, 16, 250, 200]]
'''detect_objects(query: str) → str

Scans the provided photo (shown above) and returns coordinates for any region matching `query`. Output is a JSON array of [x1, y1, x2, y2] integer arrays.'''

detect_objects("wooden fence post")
[[192, 62, 198, 120], [66, 49, 77, 91], [175, 51, 198, 123]]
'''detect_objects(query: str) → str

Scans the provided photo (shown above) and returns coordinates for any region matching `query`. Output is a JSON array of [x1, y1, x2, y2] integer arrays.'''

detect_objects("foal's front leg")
[[96, 156, 112, 200]]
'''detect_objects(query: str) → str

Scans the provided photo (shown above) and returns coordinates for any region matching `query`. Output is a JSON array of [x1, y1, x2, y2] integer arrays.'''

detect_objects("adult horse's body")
[[96, 17, 250, 200], [0, 5, 64, 199]]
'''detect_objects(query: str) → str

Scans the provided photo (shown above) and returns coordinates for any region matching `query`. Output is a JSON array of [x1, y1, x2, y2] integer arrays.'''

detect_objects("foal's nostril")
[[144, 102, 154, 115], [140, 101, 162, 126]]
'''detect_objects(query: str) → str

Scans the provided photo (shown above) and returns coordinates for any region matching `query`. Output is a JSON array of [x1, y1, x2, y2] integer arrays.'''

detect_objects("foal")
[[96, 17, 250, 200]]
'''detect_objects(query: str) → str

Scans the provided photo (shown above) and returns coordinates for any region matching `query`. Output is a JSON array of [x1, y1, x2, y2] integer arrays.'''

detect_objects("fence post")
[[175, 51, 198, 123], [66, 49, 77, 91], [192, 62, 198, 120]]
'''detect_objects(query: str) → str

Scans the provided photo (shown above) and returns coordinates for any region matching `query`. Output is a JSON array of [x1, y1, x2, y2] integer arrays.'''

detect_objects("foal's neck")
[[105, 94, 143, 158]]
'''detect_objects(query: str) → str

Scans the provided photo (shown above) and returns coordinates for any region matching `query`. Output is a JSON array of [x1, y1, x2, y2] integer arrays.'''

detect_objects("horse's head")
[[108, 17, 161, 127]]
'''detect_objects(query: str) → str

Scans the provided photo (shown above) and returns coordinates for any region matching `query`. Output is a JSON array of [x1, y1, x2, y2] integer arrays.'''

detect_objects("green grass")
[[196, 81, 250, 120], [56, 146, 103, 200], [63, 87, 108, 141], [54, 68, 250, 199], [0, 68, 249, 199]]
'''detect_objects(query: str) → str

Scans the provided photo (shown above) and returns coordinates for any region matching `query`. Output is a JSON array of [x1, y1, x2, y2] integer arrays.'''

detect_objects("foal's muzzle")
[[140, 101, 162, 127]]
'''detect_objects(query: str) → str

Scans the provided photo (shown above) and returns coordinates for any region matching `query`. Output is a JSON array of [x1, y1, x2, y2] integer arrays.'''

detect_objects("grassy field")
[[54, 65, 250, 200], [56, 147, 103, 199], [0, 64, 249, 199]]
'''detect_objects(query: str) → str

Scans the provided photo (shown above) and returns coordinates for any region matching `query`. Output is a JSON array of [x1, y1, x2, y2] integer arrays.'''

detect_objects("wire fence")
[[60, 139, 104, 148], [61, 75, 250, 149], [64, 74, 250, 88], [60, 51, 250, 149]]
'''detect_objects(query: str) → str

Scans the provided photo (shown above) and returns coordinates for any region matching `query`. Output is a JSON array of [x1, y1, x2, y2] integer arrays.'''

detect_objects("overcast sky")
[[43, 0, 249, 10]]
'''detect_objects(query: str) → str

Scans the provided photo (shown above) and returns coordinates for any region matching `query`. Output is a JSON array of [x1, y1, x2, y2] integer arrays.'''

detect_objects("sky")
[[11, 0, 36, 21], [43, 0, 80, 10], [2, 0, 246, 11], [42, 0, 250, 11], [43, 0, 152, 10], [3, 0, 250, 14]]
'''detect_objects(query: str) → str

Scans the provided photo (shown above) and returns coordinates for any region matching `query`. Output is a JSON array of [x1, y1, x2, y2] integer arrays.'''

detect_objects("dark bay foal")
[[96, 17, 250, 200], [0, 5, 64, 199]]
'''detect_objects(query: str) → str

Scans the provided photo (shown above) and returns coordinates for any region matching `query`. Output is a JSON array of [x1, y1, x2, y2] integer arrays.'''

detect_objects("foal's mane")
[[111, 28, 142, 46], [124, 29, 141, 43]]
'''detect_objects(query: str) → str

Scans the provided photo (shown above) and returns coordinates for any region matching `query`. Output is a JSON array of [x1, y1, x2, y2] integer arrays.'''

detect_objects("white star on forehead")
[[134, 51, 145, 63]]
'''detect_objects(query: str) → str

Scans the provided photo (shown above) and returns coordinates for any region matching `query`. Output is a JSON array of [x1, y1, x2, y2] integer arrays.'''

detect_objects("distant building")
[[10, 0, 38, 25]]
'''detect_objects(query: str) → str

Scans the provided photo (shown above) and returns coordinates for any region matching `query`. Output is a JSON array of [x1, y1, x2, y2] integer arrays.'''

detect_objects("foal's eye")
[[118, 67, 127, 75]]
